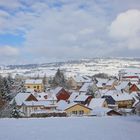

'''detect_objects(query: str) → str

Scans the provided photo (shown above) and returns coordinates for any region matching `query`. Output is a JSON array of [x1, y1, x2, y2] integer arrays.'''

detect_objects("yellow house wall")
[[65, 104, 91, 115], [116, 100, 133, 108], [25, 84, 44, 92]]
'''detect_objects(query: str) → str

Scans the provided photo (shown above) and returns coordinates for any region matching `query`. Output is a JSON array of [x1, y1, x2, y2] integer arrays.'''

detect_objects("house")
[[74, 94, 93, 105], [111, 93, 134, 108], [102, 95, 118, 110], [88, 98, 108, 109], [95, 78, 108, 89], [68, 92, 79, 103], [34, 92, 57, 104], [64, 103, 92, 116], [25, 79, 44, 92], [129, 84, 140, 93], [104, 79, 118, 90], [115, 81, 131, 93], [10, 92, 38, 106], [56, 100, 69, 111], [21, 101, 57, 117], [119, 68, 140, 82], [91, 107, 122, 116], [67, 75, 91, 90], [51, 87, 70, 101]]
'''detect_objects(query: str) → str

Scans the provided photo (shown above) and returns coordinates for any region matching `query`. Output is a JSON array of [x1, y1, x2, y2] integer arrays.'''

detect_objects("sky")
[[0, 0, 140, 65]]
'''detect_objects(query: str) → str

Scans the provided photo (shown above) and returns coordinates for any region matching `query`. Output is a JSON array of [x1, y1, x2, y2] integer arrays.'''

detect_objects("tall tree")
[[52, 69, 67, 88]]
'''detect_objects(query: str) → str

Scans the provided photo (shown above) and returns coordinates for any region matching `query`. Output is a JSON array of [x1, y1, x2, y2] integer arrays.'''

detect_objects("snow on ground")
[[0, 116, 140, 140]]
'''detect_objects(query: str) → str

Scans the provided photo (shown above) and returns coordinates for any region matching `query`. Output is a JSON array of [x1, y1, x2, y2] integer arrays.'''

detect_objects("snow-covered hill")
[[0, 58, 140, 78]]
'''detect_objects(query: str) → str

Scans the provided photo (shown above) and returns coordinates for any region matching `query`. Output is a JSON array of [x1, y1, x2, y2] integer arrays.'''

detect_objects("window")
[[28, 86, 30, 88], [72, 111, 77, 115], [34, 86, 36, 88], [37, 86, 40, 89], [79, 110, 84, 115]]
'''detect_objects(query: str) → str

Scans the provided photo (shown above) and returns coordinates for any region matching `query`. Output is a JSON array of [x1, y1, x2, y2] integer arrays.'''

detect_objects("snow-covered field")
[[0, 116, 140, 140], [1, 58, 140, 78]]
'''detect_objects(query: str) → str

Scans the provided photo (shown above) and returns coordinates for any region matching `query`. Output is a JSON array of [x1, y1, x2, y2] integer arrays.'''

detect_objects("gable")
[[65, 103, 92, 111], [26, 94, 38, 101]]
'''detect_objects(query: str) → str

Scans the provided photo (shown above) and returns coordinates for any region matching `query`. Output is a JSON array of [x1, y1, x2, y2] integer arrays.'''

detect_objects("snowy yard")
[[0, 116, 140, 140]]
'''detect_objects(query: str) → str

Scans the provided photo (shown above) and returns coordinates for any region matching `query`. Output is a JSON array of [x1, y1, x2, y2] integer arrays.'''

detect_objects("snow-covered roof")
[[79, 82, 93, 92], [115, 81, 129, 91], [68, 92, 79, 102], [88, 98, 105, 109], [96, 78, 108, 87], [12, 92, 32, 106], [25, 79, 43, 84], [22, 101, 57, 107], [91, 107, 112, 116], [73, 75, 86, 83], [74, 94, 90, 102], [51, 87, 63, 95], [65, 102, 92, 110], [111, 93, 133, 101], [106, 79, 116, 86], [56, 100, 69, 111], [34, 92, 57, 101]]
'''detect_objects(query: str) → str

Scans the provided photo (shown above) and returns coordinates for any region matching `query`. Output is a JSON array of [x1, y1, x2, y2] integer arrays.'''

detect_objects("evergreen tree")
[[52, 69, 67, 88]]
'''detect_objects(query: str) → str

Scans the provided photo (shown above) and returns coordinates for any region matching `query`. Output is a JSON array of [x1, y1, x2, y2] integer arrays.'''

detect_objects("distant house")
[[51, 87, 70, 101], [91, 107, 122, 116], [102, 95, 118, 110], [68, 92, 79, 103], [25, 79, 44, 92], [10, 92, 38, 107], [129, 84, 140, 93], [111, 93, 134, 108], [88, 98, 108, 109], [104, 79, 118, 90], [67, 75, 91, 90], [74, 94, 93, 105], [21, 101, 57, 117], [115, 81, 131, 93], [95, 78, 108, 89], [65, 103, 92, 116]]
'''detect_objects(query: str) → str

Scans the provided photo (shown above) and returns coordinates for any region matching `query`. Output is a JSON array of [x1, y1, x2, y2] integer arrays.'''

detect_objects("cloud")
[[109, 9, 140, 49], [0, 46, 19, 56], [1, 0, 140, 64]]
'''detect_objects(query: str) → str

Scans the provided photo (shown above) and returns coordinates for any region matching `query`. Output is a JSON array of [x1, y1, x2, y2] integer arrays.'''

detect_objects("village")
[[0, 68, 138, 118]]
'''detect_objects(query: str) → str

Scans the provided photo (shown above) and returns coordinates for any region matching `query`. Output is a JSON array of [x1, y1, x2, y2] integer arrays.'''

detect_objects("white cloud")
[[0, 0, 21, 9], [109, 9, 140, 49], [0, 46, 19, 56]]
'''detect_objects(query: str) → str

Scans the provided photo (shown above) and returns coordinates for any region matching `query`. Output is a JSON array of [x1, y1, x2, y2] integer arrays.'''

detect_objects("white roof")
[[91, 107, 112, 116], [88, 98, 105, 109], [115, 81, 129, 91], [35, 92, 57, 101], [111, 93, 133, 101], [51, 87, 63, 95], [22, 101, 57, 107], [68, 92, 79, 102], [12, 92, 32, 106], [73, 75, 85, 83], [74, 94, 90, 102], [79, 82, 93, 92], [25, 79, 43, 84], [57, 100, 69, 111], [106, 79, 116, 86]]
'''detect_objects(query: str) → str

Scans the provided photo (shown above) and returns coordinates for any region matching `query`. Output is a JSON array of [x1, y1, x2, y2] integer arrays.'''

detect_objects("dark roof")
[[102, 95, 116, 105]]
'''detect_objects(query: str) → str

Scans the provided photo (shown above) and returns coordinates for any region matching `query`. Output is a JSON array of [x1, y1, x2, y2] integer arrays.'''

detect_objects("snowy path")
[[0, 116, 140, 140]]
